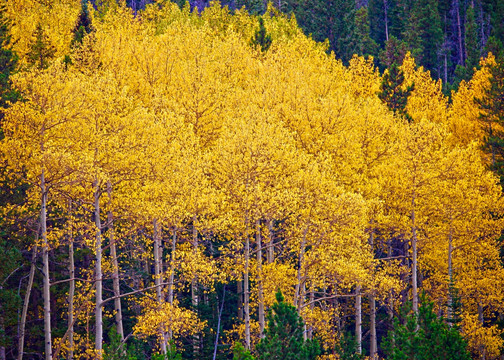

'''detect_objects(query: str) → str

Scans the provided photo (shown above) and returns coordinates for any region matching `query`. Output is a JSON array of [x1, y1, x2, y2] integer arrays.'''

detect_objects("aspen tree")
[[2, 63, 87, 360], [210, 110, 301, 349]]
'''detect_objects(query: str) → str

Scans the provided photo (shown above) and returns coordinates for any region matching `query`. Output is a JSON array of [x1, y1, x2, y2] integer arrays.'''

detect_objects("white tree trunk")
[[369, 228, 377, 359], [244, 222, 251, 349], [191, 217, 200, 356], [256, 220, 265, 338], [153, 219, 167, 354], [107, 182, 124, 342], [411, 194, 419, 315], [18, 243, 37, 360], [167, 228, 177, 340], [68, 239, 75, 360], [267, 219, 274, 264], [94, 181, 103, 355], [355, 286, 362, 354], [41, 169, 53, 360]]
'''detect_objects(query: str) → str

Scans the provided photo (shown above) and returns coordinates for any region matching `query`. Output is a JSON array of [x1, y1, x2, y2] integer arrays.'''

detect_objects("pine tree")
[[465, 4, 480, 73], [255, 291, 320, 360], [379, 35, 409, 68], [250, 17, 272, 52], [383, 297, 471, 360], [72, 0, 93, 46], [0, 10, 17, 117], [378, 62, 414, 121], [233, 342, 255, 360], [27, 23, 55, 69], [475, 54, 504, 183], [403, 0, 443, 78], [354, 7, 379, 58]]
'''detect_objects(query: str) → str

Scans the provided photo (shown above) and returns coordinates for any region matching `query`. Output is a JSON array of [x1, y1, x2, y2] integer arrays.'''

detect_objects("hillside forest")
[[2, 0, 504, 359]]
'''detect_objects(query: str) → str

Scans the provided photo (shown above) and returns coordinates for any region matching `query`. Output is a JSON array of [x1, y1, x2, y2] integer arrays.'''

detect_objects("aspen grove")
[[1, 1, 504, 359]]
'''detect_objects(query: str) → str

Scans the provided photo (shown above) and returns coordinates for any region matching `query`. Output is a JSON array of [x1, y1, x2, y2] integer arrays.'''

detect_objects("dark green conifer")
[[72, 0, 93, 46], [379, 35, 408, 68], [354, 7, 379, 58], [250, 17, 272, 52], [465, 4, 480, 73], [0, 13, 17, 125], [233, 342, 255, 360], [255, 290, 320, 360], [27, 23, 56, 70], [378, 62, 414, 121], [383, 297, 471, 360], [475, 53, 504, 183], [403, 0, 443, 78]]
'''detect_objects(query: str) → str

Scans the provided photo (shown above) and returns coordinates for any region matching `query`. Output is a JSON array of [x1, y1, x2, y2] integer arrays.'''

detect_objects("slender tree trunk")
[[94, 181, 103, 355], [387, 239, 394, 322], [455, 0, 464, 65], [489, 124, 496, 166], [444, 50, 448, 86], [370, 294, 377, 358], [41, 169, 53, 360], [212, 285, 226, 360], [191, 217, 200, 357], [18, 242, 38, 360], [168, 228, 177, 305], [308, 289, 314, 340], [478, 300, 486, 360], [0, 330, 4, 360], [411, 194, 419, 315], [295, 227, 309, 309], [256, 220, 265, 338], [167, 228, 177, 340], [108, 182, 124, 342], [244, 228, 251, 350], [369, 228, 377, 359], [384, 0, 389, 41], [355, 286, 362, 354], [447, 226, 453, 322], [153, 219, 167, 354], [237, 279, 243, 320], [68, 233, 75, 360], [267, 219, 274, 264]]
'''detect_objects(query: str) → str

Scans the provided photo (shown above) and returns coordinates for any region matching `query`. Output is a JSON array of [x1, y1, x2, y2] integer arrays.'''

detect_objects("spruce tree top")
[[255, 290, 320, 360]]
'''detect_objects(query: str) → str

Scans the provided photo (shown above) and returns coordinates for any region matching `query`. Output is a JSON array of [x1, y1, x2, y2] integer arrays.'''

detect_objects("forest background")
[[2, 0, 504, 359]]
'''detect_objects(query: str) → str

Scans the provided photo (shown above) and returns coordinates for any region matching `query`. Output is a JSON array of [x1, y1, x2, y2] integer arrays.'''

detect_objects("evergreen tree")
[[354, 7, 379, 58], [27, 23, 56, 70], [378, 62, 414, 121], [368, 0, 389, 45], [250, 17, 272, 52], [334, 0, 357, 63], [465, 4, 480, 73], [0, 9, 18, 119], [0, 10, 23, 354], [255, 291, 320, 360], [72, 0, 93, 46], [379, 35, 409, 68], [403, 0, 443, 78], [293, 0, 356, 63], [334, 331, 365, 360], [233, 342, 255, 360], [475, 53, 504, 183], [383, 297, 472, 360], [235, 0, 265, 14], [389, 0, 411, 39]]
